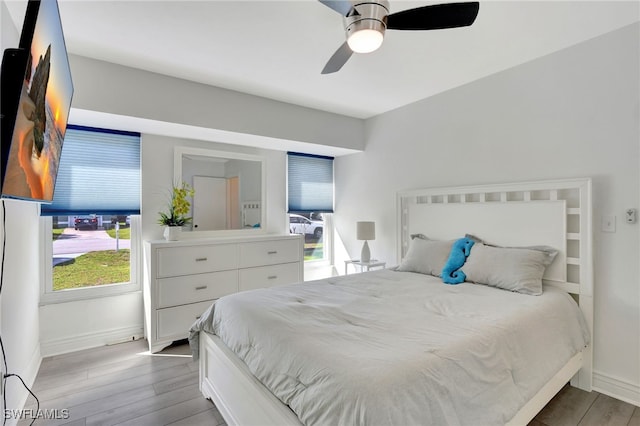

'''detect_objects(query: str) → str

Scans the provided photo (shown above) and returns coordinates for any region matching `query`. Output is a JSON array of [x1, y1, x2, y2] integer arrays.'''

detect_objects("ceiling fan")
[[319, 0, 480, 74]]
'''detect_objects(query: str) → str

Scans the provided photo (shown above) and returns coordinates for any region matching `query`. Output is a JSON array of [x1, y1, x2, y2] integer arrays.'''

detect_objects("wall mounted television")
[[0, 0, 73, 202]]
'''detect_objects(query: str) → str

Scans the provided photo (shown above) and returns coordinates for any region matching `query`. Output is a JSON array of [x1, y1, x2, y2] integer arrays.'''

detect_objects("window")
[[41, 126, 141, 303], [287, 152, 334, 213], [288, 212, 327, 261], [287, 153, 334, 263]]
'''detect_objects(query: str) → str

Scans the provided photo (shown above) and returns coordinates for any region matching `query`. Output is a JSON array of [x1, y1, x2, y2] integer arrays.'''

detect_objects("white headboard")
[[396, 178, 593, 389], [242, 201, 261, 228]]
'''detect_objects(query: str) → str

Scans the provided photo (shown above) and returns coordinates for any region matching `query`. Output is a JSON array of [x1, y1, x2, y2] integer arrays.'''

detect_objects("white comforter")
[[189, 269, 589, 426]]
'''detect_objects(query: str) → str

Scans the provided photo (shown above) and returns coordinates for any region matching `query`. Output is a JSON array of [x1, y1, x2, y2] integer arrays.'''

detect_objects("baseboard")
[[40, 325, 144, 357], [593, 370, 640, 408]]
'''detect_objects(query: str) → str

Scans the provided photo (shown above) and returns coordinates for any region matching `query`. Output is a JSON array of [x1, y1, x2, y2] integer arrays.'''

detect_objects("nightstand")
[[344, 259, 386, 275]]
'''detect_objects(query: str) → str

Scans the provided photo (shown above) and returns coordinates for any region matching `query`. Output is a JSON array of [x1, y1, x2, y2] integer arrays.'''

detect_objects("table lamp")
[[357, 221, 375, 263]]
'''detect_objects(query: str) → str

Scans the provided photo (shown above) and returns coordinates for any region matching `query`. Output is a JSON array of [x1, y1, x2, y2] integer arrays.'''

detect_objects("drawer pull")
[[268, 275, 278, 280], [195, 257, 208, 262], [267, 251, 278, 255], [195, 286, 208, 291]]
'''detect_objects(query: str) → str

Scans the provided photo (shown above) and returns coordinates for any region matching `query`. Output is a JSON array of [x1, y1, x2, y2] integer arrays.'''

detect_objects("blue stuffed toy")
[[441, 237, 475, 284]]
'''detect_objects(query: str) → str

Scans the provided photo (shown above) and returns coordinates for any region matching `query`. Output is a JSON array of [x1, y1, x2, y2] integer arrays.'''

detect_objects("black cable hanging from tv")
[[0, 201, 40, 426]]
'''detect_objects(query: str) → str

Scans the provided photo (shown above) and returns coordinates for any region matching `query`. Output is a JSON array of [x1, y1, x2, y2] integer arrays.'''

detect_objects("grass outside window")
[[106, 227, 130, 239], [304, 242, 323, 261], [52, 223, 132, 291], [53, 250, 130, 291]]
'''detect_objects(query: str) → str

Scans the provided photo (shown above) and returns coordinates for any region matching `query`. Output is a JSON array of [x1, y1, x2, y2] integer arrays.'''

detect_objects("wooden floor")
[[18, 339, 639, 426], [19, 339, 223, 426]]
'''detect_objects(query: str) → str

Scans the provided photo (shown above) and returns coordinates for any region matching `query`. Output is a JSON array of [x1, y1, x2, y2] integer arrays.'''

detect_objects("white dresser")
[[143, 234, 304, 353]]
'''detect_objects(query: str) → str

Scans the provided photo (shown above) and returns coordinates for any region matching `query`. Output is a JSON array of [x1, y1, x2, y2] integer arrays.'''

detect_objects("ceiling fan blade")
[[318, 0, 354, 16], [387, 2, 479, 31], [321, 42, 353, 74]]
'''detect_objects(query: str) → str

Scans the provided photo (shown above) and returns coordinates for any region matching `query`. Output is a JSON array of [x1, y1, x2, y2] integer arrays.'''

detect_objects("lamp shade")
[[356, 221, 375, 241]]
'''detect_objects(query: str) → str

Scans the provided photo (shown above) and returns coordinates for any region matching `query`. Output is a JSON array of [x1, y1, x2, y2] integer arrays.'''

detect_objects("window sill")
[[40, 283, 141, 306]]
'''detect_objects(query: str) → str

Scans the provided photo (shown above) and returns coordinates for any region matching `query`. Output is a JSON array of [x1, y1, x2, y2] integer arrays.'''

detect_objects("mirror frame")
[[174, 146, 267, 238]]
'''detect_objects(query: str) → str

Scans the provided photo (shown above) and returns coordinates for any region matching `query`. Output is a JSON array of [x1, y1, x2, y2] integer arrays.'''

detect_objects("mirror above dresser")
[[174, 146, 266, 238]]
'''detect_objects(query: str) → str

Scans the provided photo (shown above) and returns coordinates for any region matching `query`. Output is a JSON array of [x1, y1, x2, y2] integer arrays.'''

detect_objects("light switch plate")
[[602, 215, 616, 233]]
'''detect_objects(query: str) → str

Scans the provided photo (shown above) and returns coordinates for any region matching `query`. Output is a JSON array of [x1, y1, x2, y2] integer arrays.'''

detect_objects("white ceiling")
[[5, 0, 639, 119]]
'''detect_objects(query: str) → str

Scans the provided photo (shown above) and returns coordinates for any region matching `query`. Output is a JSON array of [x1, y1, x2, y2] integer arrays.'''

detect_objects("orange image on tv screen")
[[1, 0, 73, 202]]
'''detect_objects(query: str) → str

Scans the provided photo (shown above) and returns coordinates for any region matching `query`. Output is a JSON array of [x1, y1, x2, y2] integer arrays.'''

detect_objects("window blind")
[[287, 152, 334, 213], [40, 125, 141, 216]]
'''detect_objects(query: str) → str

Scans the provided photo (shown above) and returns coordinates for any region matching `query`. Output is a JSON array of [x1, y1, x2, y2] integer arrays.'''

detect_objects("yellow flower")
[[158, 182, 195, 226]]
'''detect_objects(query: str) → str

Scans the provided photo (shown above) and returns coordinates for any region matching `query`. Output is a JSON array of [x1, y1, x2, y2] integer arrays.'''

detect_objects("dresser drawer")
[[157, 270, 238, 309], [239, 239, 301, 268], [239, 262, 301, 292], [157, 300, 213, 340], [157, 244, 238, 278]]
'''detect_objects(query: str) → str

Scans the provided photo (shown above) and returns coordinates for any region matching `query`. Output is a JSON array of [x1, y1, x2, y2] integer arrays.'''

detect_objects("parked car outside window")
[[289, 214, 323, 238], [74, 215, 98, 230]]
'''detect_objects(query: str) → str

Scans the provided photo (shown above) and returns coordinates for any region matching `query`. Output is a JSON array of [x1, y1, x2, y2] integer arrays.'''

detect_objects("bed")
[[189, 178, 594, 425]]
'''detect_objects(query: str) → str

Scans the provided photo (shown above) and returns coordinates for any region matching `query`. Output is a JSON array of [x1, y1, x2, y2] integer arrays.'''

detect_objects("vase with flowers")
[[157, 182, 195, 241]]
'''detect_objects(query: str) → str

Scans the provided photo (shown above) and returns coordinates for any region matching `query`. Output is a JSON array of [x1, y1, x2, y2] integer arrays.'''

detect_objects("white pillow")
[[397, 236, 454, 277], [461, 243, 558, 295]]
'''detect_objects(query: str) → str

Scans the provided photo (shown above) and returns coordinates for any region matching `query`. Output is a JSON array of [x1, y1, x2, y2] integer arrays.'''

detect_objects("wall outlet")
[[601, 215, 616, 233], [626, 209, 637, 224]]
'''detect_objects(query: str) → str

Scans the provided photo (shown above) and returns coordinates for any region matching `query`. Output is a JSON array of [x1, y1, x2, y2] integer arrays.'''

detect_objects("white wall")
[[0, 201, 42, 424], [182, 158, 226, 182], [68, 55, 365, 154], [0, 3, 42, 422], [226, 159, 262, 205], [39, 293, 144, 356], [335, 23, 640, 405]]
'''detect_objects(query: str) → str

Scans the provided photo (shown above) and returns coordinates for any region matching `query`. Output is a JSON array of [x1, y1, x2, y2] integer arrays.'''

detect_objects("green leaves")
[[158, 182, 195, 226]]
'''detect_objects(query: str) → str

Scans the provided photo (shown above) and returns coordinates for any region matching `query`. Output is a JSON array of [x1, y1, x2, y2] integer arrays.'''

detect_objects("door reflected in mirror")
[[175, 147, 265, 234]]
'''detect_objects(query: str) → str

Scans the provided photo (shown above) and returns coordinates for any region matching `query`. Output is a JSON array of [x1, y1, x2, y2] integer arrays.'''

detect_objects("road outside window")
[[52, 215, 131, 291], [288, 213, 325, 261]]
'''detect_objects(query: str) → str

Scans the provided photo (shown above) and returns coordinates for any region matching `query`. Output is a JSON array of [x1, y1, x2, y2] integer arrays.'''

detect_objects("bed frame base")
[[200, 331, 586, 426], [506, 351, 583, 425], [200, 333, 301, 426]]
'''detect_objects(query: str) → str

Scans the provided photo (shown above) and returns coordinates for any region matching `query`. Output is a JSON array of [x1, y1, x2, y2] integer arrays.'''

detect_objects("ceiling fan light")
[[347, 29, 384, 53]]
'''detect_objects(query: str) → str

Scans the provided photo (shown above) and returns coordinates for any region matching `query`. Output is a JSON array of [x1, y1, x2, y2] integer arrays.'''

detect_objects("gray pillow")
[[397, 237, 454, 277], [461, 243, 558, 295]]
